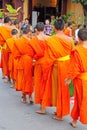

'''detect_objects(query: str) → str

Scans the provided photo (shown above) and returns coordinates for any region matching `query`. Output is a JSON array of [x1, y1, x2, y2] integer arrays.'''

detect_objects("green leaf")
[[6, 4, 21, 13]]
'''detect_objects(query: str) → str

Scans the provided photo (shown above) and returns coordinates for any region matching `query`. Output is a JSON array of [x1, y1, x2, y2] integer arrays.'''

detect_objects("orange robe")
[[6, 37, 16, 79], [13, 37, 34, 95], [30, 37, 53, 107], [46, 35, 72, 116], [67, 46, 87, 124], [64, 27, 72, 37], [0, 26, 12, 76]]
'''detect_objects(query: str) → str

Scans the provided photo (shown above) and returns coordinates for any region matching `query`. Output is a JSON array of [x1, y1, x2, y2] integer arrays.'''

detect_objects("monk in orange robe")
[[30, 22, 53, 114], [0, 16, 12, 81], [46, 19, 73, 120], [64, 21, 72, 37], [6, 29, 19, 87], [13, 25, 34, 103], [11, 20, 20, 37], [65, 28, 87, 128]]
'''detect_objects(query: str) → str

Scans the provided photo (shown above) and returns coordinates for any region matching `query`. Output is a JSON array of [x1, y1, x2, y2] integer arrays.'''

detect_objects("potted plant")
[[5, 4, 21, 20]]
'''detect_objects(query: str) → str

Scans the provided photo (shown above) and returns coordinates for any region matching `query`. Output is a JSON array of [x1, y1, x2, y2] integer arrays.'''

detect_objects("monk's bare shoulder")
[[63, 34, 73, 43]]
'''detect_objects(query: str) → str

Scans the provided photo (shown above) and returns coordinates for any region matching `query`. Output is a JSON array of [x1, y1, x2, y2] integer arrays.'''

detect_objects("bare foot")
[[52, 115, 64, 121], [10, 85, 15, 89], [21, 95, 27, 104], [69, 122, 76, 128], [54, 112, 57, 115], [29, 96, 34, 104], [4, 79, 11, 83], [36, 109, 46, 114], [2, 76, 6, 79]]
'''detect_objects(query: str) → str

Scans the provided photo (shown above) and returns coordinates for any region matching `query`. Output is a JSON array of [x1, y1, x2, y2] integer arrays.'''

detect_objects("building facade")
[[0, 0, 84, 24]]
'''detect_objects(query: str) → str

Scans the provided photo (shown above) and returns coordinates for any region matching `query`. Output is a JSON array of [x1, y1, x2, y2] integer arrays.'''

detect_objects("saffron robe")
[[67, 46, 87, 124], [13, 37, 34, 95], [46, 35, 72, 116], [64, 27, 72, 37], [6, 37, 17, 79], [0, 26, 12, 76], [30, 37, 53, 107]]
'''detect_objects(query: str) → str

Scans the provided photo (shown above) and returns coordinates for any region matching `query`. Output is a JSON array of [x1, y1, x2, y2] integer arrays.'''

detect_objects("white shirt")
[[75, 28, 79, 42]]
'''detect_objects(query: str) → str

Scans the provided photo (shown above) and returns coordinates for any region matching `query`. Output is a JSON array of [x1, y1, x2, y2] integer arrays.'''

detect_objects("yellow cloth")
[[78, 72, 87, 80], [57, 55, 70, 61], [0, 43, 6, 52]]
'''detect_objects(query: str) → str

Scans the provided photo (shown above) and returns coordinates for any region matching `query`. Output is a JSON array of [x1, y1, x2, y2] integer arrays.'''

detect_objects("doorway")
[[0, 0, 3, 8]]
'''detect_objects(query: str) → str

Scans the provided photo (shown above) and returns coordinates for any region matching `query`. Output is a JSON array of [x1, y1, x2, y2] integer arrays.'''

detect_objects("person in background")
[[0, 18, 3, 26], [21, 18, 32, 31], [64, 21, 73, 37], [75, 24, 82, 42], [44, 19, 52, 36], [83, 23, 87, 29]]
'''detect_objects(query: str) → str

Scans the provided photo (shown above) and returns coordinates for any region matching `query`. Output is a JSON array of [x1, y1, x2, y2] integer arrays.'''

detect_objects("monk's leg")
[[7, 75, 11, 83], [70, 85, 80, 127], [10, 79, 15, 88], [1, 68, 6, 79], [29, 94, 33, 104], [52, 115, 64, 121], [36, 105, 46, 114], [21, 93, 26, 104], [37, 66, 52, 114], [69, 120, 77, 128]]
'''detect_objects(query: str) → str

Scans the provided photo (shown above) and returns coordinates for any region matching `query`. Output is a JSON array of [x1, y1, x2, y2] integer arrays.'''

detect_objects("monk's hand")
[[65, 78, 71, 85]]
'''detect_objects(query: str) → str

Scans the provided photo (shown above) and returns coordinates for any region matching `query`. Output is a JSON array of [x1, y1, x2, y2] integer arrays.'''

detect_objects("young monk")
[[65, 28, 87, 128], [13, 25, 34, 103], [30, 22, 53, 114], [46, 19, 73, 120], [0, 16, 12, 81], [6, 29, 19, 88], [11, 20, 20, 37], [64, 21, 73, 37]]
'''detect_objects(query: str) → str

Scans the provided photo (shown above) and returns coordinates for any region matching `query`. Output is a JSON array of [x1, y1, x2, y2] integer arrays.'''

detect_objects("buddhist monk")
[[11, 20, 20, 36], [65, 28, 87, 128], [30, 22, 53, 114], [46, 19, 73, 120], [0, 16, 12, 81], [6, 29, 19, 88], [64, 21, 72, 37], [13, 25, 34, 104]]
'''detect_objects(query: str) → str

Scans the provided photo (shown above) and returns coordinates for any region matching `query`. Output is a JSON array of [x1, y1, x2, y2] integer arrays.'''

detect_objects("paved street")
[[0, 70, 87, 130]]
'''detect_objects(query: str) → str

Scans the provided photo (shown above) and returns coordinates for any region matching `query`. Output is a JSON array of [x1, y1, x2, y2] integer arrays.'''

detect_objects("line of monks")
[[0, 16, 87, 128]]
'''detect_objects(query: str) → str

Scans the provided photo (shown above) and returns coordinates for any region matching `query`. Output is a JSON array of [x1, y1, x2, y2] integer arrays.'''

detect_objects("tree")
[[72, 0, 87, 23]]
